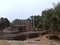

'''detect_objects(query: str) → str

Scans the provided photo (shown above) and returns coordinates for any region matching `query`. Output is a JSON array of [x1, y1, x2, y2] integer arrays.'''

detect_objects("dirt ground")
[[25, 35, 60, 44], [0, 35, 60, 45]]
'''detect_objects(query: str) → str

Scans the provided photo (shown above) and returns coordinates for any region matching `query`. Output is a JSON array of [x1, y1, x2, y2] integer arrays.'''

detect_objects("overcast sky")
[[0, 0, 60, 22]]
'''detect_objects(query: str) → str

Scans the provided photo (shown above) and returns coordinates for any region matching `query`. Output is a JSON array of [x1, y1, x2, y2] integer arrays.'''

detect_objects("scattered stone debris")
[[35, 39, 40, 41], [46, 35, 60, 40]]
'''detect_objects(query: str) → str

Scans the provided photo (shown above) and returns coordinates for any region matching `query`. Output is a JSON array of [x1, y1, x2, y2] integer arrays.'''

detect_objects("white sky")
[[0, 0, 60, 22]]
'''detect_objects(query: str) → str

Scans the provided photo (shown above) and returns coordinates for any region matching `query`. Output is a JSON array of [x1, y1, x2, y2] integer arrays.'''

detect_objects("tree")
[[41, 2, 60, 32], [29, 15, 43, 29], [0, 17, 10, 30], [12, 19, 20, 25]]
